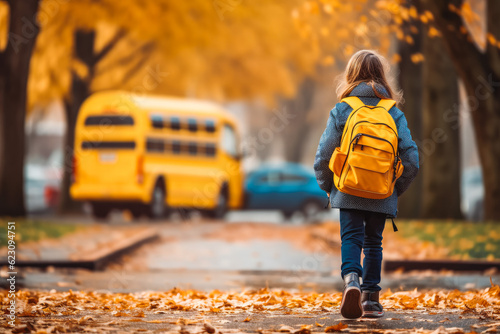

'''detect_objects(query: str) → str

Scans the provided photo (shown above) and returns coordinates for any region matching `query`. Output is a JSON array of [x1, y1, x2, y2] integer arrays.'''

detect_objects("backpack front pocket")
[[343, 152, 392, 195]]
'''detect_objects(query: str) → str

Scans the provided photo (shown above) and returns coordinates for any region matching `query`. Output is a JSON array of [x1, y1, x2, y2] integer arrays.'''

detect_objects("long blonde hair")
[[336, 50, 403, 105]]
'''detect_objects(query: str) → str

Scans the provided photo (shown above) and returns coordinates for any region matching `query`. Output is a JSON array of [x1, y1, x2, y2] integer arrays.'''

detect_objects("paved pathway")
[[8, 309, 498, 334], [12, 220, 500, 293]]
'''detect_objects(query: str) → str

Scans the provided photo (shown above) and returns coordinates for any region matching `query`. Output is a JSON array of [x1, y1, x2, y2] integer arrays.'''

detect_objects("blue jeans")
[[339, 208, 386, 292]]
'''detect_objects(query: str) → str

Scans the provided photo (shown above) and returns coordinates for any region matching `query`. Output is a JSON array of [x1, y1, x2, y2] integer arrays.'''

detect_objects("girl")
[[314, 50, 419, 319]]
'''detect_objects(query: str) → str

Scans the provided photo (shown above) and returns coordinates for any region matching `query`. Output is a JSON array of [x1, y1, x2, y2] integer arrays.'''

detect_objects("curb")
[[384, 259, 500, 272], [2, 228, 159, 271]]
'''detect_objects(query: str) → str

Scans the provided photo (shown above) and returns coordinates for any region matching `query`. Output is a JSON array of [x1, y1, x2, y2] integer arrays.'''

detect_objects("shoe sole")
[[362, 310, 385, 318], [340, 287, 362, 319]]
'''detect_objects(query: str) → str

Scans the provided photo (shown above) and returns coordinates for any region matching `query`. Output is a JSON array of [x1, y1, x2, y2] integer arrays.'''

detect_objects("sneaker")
[[361, 291, 384, 318], [340, 272, 363, 319]]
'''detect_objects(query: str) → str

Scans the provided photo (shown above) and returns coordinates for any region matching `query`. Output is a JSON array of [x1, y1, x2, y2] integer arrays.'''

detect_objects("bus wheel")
[[92, 203, 110, 221], [148, 185, 166, 220], [130, 205, 144, 220], [211, 191, 228, 219]]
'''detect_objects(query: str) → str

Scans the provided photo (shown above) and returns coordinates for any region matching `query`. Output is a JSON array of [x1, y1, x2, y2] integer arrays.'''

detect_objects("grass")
[[396, 220, 500, 260], [0, 218, 84, 247]]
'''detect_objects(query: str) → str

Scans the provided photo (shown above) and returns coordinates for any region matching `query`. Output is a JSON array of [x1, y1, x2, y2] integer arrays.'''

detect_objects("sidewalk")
[[15, 268, 500, 293], [6, 310, 496, 334], [4, 285, 500, 334]]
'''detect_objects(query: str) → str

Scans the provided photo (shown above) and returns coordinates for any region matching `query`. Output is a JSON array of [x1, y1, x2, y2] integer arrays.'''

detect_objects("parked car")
[[461, 167, 484, 221], [24, 163, 61, 213], [244, 163, 328, 221]]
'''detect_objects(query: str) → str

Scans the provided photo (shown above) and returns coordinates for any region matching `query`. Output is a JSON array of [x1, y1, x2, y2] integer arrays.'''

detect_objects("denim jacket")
[[313, 82, 419, 218]]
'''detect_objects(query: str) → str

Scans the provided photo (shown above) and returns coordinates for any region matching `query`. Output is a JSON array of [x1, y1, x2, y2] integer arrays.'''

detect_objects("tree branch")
[[120, 49, 152, 85], [487, 0, 500, 79], [422, 0, 486, 90], [95, 41, 155, 76], [93, 29, 126, 64]]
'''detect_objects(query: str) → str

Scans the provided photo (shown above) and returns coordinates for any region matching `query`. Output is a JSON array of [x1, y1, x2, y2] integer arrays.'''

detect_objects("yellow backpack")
[[329, 97, 404, 199]]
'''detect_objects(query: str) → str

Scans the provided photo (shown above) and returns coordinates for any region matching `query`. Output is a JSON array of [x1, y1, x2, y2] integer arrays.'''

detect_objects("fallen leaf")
[[325, 322, 348, 332], [177, 318, 199, 325], [204, 322, 216, 334], [295, 325, 312, 334], [77, 315, 94, 325], [112, 311, 128, 317], [279, 325, 295, 332], [445, 328, 467, 334]]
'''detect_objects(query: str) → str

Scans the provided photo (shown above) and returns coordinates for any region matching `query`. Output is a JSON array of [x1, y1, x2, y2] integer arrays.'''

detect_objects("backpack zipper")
[[354, 133, 396, 156], [350, 120, 398, 141], [340, 106, 386, 146]]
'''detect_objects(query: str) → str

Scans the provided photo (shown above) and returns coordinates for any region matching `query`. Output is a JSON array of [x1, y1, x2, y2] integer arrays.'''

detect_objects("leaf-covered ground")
[[394, 221, 500, 260], [0, 219, 83, 247], [0, 223, 154, 262], [2, 283, 499, 333]]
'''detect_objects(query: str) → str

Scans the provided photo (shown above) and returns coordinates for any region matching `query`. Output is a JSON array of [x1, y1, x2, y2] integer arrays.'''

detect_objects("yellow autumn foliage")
[[0, 0, 397, 111]]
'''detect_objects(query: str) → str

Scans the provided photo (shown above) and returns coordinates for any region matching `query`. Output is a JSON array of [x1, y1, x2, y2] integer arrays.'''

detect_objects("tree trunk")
[[282, 77, 315, 163], [475, 94, 500, 221], [396, 7, 423, 219], [59, 30, 95, 213], [420, 33, 462, 219], [422, 0, 500, 221], [0, 0, 40, 216]]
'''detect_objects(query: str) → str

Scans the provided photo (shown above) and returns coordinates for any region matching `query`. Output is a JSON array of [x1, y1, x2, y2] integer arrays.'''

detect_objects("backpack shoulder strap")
[[376, 99, 396, 111], [340, 96, 365, 111]]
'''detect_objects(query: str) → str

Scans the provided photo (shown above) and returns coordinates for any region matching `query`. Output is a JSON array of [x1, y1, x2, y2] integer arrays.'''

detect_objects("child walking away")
[[313, 50, 419, 319]]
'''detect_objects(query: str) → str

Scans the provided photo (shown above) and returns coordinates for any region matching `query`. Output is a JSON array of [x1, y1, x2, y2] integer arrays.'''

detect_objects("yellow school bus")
[[70, 91, 244, 220]]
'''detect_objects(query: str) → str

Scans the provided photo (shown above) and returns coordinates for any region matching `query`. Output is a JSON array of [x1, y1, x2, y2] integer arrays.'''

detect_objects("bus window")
[[85, 115, 134, 126], [205, 143, 216, 157], [221, 124, 238, 158], [82, 141, 136, 150], [146, 138, 164, 153], [172, 140, 181, 154], [170, 117, 181, 130], [188, 142, 197, 155], [151, 115, 163, 129], [205, 120, 216, 133], [188, 118, 197, 132]]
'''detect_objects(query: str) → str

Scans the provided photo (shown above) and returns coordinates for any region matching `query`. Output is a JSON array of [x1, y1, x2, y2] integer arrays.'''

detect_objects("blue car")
[[244, 163, 328, 220]]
